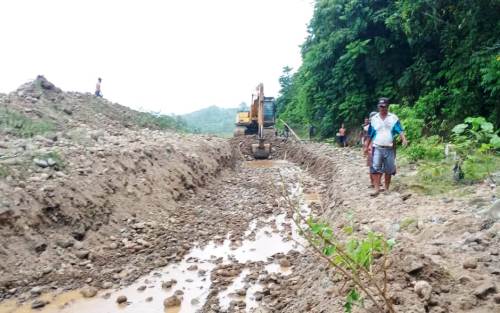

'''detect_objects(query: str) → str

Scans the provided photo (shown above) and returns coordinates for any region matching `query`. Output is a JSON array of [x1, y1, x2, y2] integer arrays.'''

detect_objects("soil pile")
[[0, 77, 238, 300]]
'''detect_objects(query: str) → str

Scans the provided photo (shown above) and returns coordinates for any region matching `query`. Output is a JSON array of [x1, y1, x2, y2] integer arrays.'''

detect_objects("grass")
[[0, 108, 55, 137], [0, 165, 9, 178], [397, 152, 500, 196]]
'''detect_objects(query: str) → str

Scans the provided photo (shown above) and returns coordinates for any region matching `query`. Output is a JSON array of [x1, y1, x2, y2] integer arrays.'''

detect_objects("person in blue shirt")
[[364, 98, 408, 196]]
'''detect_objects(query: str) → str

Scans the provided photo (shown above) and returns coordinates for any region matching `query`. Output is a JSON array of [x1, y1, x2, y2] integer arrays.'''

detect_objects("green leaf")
[[452, 123, 468, 134], [323, 245, 336, 256], [387, 238, 396, 249], [490, 135, 500, 149], [343, 225, 354, 235]]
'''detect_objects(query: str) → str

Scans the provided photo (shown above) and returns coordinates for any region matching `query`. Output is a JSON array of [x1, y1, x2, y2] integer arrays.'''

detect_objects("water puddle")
[[0, 160, 318, 313]]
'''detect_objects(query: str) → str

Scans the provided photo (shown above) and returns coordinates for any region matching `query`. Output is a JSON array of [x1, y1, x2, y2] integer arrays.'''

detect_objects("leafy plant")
[[280, 178, 396, 313]]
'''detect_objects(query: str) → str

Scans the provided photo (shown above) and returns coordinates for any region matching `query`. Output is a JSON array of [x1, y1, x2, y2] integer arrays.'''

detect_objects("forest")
[[277, 0, 500, 140]]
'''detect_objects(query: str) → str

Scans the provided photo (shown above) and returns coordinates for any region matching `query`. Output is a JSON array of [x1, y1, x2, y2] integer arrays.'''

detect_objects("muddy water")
[[1, 160, 317, 313]]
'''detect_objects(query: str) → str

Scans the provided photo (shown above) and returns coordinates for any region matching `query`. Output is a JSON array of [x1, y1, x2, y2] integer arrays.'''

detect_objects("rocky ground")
[[274, 142, 500, 313], [1, 77, 499, 313]]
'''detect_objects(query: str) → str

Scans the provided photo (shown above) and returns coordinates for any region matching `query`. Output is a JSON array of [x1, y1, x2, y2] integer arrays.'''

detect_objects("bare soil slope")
[[0, 77, 238, 300]]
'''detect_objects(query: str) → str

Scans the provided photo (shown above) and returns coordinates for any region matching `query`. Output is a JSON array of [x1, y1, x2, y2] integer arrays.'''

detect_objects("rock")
[[137, 285, 147, 291], [116, 295, 127, 304], [75, 250, 90, 259], [46, 158, 57, 167], [279, 258, 291, 267], [459, 296, 477, 310], [80, 286, 98, 298], [174, 290, 184, 296], [31, 299, 47, 309], [187, 264, 198, 271], [191, 298, 200, 305], [34, 241, 47, 253], [56, 239, 74, 248], [458, 275, 473, 284], [71, 226, 86, 241], [30, 286, 43, 295], [146, 296, 153, 302], [162, 279, 176, 289], [473, 281, 496, 299], [405, 259, 424, 274], [414, 280, 432, 301], [102, 281, 113, 289], [164, 295, 182, 308], [494, 294, 500, 304], [463, 258, 478, 269], [33, 158, 49, 168], [483, 200, 500, 220]]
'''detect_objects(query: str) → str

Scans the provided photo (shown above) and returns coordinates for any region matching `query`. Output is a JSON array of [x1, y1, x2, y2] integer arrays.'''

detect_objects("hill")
[[182, 105, 238, 137]]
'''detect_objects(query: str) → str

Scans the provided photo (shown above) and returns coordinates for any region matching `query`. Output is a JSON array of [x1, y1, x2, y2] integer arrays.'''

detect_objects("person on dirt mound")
[[95, 77, 102, 97], [365, 98, 408, 197]]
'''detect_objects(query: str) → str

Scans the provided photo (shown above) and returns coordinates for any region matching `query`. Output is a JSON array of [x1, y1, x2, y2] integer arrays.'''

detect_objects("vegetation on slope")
[[182, 105, 239, 137], [277, 0, 500, 137]]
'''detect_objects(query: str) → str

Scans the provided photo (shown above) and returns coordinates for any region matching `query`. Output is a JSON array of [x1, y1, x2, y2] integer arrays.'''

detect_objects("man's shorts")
[[371, 146, 396, 175]]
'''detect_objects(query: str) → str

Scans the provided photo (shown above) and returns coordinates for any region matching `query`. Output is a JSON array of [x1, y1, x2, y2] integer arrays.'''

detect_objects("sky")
[[0, 0, 314, 115]]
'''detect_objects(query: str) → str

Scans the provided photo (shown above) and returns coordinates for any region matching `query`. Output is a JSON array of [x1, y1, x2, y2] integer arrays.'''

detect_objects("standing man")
[[309, 124, 315, 141], [360, 117, 370, 146], [95, 77, 102, 97], [338, 123, 347, 147], [365, 98, 408, 196]]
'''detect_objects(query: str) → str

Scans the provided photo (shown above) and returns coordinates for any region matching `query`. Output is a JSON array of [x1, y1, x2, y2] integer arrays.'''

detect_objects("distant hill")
[[182, 105, 238, 137]]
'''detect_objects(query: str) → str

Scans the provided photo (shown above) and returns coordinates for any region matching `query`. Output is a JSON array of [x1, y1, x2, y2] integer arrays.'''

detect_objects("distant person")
[[361, 117, 370, 146], [364, 112, 377, 187], [338, 123, 347, 147], [365, 98, 408, 196], [309, 124, 315, 141], [95, 77, 102, 97], [283, 124, 290, 142]]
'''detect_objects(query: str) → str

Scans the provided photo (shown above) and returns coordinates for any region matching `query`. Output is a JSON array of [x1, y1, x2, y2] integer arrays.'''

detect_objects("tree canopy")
[[277, 0, 500, 138]]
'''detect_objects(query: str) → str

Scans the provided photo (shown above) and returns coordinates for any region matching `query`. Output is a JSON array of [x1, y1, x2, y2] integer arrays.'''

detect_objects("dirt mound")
[[0, 78, 241, 300], [0, 76, 183, 140]]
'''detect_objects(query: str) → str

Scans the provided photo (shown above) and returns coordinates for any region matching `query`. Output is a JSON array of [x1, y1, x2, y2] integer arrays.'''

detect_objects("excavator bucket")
[[251, 139, 271, 159]]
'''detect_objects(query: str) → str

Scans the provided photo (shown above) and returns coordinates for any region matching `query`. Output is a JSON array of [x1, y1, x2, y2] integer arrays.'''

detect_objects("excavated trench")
[[0, 147, 324, 313]]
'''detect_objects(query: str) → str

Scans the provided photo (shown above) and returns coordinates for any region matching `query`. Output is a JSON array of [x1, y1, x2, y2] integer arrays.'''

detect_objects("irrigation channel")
[[1, 160, 322, 313]]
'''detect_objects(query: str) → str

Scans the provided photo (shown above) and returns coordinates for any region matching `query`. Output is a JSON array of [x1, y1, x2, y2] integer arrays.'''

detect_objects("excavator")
[[234, 83, 275, 159]]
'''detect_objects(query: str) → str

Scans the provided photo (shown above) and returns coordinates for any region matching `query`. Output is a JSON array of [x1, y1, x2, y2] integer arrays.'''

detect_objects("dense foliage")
[[277, 0, 500, 138]]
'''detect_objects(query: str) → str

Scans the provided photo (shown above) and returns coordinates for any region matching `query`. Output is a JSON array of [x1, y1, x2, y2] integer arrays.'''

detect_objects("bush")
[[0, 108, 55, 137], [402, 136, 444, 162]]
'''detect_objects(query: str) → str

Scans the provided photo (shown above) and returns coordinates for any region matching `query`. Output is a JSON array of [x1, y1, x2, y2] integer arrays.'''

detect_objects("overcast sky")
[[0, 0, 313, 115]]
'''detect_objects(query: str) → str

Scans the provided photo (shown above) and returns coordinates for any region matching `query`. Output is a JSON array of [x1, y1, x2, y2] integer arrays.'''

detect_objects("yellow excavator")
[[234, 83, 275, 159]]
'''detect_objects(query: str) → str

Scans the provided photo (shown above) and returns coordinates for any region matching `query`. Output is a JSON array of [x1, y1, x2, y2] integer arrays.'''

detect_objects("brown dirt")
[[0, 77, 498, 313]]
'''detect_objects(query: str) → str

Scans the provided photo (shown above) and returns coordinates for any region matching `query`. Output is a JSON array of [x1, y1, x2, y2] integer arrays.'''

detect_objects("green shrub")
[[402, 135, 444, 162], [0, 108, 55, 137], [462, 152, 500, 182]]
